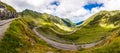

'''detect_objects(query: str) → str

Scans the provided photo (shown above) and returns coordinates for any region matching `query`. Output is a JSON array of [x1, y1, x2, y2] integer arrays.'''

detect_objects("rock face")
[[0, 4, 18, 20]]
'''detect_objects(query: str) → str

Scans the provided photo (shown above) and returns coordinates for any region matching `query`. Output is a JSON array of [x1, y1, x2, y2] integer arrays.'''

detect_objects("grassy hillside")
[[0, 9, 78, 53], [37, 24, 113, 44], [81, 10, 120, 28], [2, 10, 120, 53], [0, 18, 77, 53], [77, 10, 120, 53], [61, 18, 76, 27], [37, 10, 120, 44], [35, 10, 120, 53], [0, 18, 55, 53], [1, 1, 120, 53], [18, 9, 120, 53], [80, 28, 120, 53], [19, 9, 76, 32]]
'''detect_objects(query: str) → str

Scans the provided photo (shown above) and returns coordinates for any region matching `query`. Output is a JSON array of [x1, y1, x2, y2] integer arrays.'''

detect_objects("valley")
[[0, 1, 120, 53]]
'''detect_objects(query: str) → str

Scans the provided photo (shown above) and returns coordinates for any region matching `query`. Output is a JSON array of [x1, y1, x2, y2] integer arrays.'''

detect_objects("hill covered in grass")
[[0, 2, 77, 53], [1, 1, 120, 53], [37, 10, 120, 52], [19, 9, 76, 32], [0, 18, 78, 53], [37, 10, 120, 44], [78, 10, 120, 53], [81, 10, 120, 28]]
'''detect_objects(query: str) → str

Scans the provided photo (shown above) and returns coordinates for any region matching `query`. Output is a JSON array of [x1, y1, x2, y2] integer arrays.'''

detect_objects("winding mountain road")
[[0, 19, 15, 40], [50, 24, 82, 35], [33, 26, 113, 50], [33, 26, 78, 50], [0, 18, 117, 50]]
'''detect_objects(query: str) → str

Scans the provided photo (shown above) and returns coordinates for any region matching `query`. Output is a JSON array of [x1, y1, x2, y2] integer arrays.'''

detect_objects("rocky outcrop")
[[0, 4, 18, 20]]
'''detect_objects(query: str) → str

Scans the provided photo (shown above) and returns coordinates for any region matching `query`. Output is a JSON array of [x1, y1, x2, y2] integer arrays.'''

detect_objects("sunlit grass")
[[63, 25, 113, 44], [54, 23, 73, 31], [99, 23, 117, 28], [0, 18, 58, 53], [81, 29, 120, 53], [36, 25, 113, 44]]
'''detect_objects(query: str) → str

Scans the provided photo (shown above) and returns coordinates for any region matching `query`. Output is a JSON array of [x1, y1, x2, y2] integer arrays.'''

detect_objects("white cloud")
[[1, 0, 120, 23], [26, 0, 45, 7]]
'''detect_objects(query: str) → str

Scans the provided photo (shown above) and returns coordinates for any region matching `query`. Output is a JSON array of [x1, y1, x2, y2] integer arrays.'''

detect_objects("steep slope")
[[61, 18, 76, 27], [0, 2, 76, 53], [81, 10, 120, 28], [77, 10, 120, 53], [3, 9, 120, 53], [0, 18, 77, 53], [1, 1, 120, 53], [81, 27, 120, 53], [37, 10, 120, 44], [19, 9, 75, 26], [36, 10, 120, 51], [19, 9, 76, 32]]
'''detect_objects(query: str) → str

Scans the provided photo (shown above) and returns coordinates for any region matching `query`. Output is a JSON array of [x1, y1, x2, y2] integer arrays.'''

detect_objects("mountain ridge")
[[1, 1, 120, 53]]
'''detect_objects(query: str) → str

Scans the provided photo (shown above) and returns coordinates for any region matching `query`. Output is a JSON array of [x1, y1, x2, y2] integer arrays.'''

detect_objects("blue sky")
[[50, 1, 104, 12], [1, 0, 120, 23], [50, 1, 60, 6], [84, 3, 103, 11]]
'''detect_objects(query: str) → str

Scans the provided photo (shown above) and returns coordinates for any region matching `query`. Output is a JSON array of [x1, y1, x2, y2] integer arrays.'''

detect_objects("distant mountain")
[[19, 9, 75, 27], [76, 21, 84, 25], [2, 1, 120, 53], [61, 18, 76, 27]]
